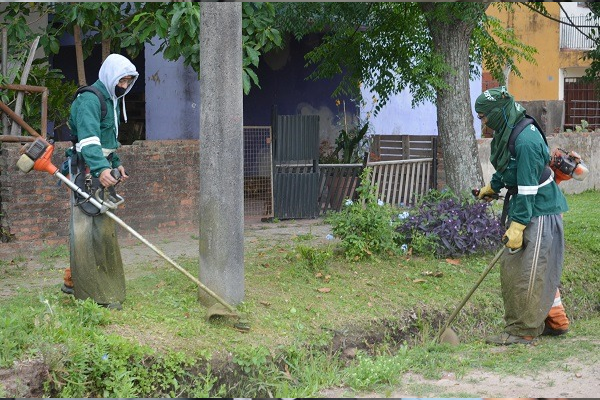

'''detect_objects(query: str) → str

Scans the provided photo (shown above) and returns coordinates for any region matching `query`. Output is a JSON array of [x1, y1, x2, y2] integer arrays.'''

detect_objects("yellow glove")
[[477, 183, 496, 200], [503, 221, 527, 249]]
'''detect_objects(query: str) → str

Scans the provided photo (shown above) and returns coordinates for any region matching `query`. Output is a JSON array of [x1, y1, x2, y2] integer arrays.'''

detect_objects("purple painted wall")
[[145, 35, 354, 145], [145, 43, 200, 140], [360, 73, 483, 138]]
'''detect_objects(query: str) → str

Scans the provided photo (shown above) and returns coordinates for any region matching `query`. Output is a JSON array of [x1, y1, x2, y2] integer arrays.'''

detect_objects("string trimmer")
[[436, 245, 504, 344], [17, 137, 249, 331]]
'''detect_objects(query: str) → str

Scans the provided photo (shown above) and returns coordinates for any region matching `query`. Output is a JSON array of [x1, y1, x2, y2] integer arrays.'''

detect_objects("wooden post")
[[9, 36, 40, 136], [1, 28, 8, 136]]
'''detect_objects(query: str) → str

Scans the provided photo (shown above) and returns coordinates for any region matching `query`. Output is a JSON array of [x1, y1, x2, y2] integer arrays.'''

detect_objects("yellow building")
[[485, 2, 598, 131]]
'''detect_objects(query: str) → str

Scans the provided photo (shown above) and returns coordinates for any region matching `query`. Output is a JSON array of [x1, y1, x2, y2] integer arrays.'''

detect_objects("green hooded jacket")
[[475, 87, 568, 225], [68, 54, 139, 177]]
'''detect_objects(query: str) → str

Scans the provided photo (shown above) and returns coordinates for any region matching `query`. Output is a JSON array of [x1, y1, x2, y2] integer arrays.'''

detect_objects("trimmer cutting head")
[[439, 327, 460, 345], [205, 303, 251, 332]]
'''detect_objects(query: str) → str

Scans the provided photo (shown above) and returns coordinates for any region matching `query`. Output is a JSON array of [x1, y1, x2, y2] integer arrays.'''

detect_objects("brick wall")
[[2, 133, 598, 257], [1, 140, 200, 255]]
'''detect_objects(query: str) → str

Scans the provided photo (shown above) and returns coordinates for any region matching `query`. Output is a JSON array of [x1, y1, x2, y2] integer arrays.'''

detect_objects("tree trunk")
[[102, 38, 111, 62], [422, 3, 485, 196], [73, 25, 87, 86]]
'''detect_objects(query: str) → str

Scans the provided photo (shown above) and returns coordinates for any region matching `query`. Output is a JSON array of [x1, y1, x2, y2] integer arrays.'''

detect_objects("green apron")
[[70, 192, 126, 305]]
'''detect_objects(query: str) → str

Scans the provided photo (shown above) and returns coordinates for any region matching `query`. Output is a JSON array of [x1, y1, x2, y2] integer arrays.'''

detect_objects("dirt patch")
[[0, 357, 47, 398], [0, 218, 334, 300], [321, 351, 600, 398]]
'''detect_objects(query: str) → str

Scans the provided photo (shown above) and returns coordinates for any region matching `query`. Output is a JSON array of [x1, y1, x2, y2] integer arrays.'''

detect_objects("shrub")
[[326, 167, 400, 261], [396, 190, 504, 257]]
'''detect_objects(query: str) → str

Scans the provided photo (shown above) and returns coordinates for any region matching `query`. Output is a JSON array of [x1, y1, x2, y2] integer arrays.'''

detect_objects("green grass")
[[1, 191, 599, 397], [39, 244, 69, 264]]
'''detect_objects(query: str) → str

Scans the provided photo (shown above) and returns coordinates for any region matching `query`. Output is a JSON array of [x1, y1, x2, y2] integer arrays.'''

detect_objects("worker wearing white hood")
[[64, 53, 139, 309], [70, 53, 138, 187]]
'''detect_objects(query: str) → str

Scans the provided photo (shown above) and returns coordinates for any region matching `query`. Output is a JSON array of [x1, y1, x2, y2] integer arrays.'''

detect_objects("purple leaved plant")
[[396, 194, 504, 257]]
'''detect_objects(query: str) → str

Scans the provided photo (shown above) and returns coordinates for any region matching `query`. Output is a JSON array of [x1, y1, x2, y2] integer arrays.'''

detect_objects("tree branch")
[[521, 2, 598, 42]]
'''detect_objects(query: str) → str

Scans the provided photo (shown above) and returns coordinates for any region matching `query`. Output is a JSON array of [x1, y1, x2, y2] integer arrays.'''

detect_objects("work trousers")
[[500, 214, 565, 337]]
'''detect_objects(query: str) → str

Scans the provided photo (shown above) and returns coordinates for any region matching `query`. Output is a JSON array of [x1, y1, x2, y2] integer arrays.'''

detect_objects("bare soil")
[[1, 218, 599, 398], [321, 353, 600, 398]]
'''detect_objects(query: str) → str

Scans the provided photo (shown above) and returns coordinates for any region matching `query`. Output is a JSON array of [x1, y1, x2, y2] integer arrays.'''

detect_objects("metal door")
[[272, 112, 320, 219]]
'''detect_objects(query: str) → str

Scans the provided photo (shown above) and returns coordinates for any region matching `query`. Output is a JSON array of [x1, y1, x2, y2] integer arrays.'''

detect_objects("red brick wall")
[[1, 140, 200, 254]]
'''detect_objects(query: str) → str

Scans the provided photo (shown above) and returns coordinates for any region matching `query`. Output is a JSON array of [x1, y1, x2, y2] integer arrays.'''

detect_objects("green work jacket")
[[490, 123, 568, 225], [68, 80, 121, 177]]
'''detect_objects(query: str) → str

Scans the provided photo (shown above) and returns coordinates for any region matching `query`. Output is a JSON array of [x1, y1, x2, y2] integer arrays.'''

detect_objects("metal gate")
[[272, 113, 320, 219], [564, 77, 600, 130], [244, 126, 273, 219]]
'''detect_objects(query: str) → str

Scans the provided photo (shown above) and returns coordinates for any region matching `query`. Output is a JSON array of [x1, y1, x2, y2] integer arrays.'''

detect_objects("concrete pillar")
[[198, 2, 244, 306]]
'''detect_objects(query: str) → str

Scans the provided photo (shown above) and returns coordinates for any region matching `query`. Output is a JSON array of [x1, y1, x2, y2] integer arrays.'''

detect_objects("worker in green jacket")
[[61, 53, 138, 310], [475, 86, 570, 345]]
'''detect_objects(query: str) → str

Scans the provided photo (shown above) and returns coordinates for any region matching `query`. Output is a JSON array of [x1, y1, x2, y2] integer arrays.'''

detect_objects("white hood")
[[98, 54, 139, 138]]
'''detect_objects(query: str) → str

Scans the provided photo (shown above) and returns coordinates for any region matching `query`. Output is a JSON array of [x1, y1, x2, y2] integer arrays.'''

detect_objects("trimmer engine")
[[550, 148, 589, 184], [16, 138, 58, 175]]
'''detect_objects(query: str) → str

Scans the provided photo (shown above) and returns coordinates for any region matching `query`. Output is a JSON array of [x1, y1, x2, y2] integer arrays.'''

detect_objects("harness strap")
[[501, 166, 552, 227]]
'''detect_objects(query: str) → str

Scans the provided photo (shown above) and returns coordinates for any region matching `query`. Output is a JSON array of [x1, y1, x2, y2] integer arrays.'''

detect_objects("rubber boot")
[[543, 288, 569, 336], [61, 267, 74, 295]]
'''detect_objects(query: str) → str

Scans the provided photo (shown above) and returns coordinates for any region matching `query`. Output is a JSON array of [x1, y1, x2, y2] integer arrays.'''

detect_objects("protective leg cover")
[[500, 215, 564, 337], [545, 288, 570, 331], [70, 194, 126, 305], [63, 267, 74, 288]]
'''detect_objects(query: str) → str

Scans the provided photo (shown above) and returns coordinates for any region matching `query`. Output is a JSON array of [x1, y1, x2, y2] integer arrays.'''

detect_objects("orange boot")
[[61, 267, 74, 295], [543, 288, 569, 336]]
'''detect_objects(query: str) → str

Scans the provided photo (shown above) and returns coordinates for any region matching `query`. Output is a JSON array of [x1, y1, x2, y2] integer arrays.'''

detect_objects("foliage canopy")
[[0, 2, 282, 95], [275, 2, 537, 114]]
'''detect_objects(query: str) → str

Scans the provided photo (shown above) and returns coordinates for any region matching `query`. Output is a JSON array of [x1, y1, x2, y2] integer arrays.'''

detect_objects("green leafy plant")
[[297, 244, 332, 271], [187, 364, 227, 398], [576, 119, 590, 132], [326, 167, 400, 261], [232, 345, 270, 374], [320, 98, 373, 164], [0, 3, 282, 98], [333, 122, 370, 164], [343, 350, 407, 391]]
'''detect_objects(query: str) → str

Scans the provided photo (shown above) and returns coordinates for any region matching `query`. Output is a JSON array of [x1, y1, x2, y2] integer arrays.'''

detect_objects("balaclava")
[[98, 54, 139, 138], [474, 86, 526, 172]]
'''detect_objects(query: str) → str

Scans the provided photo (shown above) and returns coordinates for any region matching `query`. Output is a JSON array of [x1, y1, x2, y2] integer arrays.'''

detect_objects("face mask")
[[114, 85, 126, 97]]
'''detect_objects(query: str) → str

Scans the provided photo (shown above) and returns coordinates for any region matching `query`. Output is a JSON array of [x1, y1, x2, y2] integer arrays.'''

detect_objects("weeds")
[[293, 232, 315, 241], [343, 350, 407, 391]]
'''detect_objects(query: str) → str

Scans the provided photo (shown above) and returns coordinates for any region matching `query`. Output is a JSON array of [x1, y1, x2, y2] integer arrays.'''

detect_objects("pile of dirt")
[[0, 357, 47, 398]]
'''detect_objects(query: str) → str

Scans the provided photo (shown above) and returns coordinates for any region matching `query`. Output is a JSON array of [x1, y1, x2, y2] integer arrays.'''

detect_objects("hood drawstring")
[[111, 98, 129, 139], [122, 97, 128, 124], [113, 104, 119, 139]]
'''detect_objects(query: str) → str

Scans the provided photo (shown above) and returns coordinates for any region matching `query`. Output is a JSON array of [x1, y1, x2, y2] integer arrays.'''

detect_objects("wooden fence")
[[318, 164, 363, 214], [317, 158, 434, 215], [370, 134, 437, 161], [369, 158, 433, 206]]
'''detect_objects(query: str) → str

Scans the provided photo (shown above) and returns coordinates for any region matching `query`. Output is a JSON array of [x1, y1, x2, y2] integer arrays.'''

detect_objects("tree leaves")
[[0, 2, 282, 95]]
